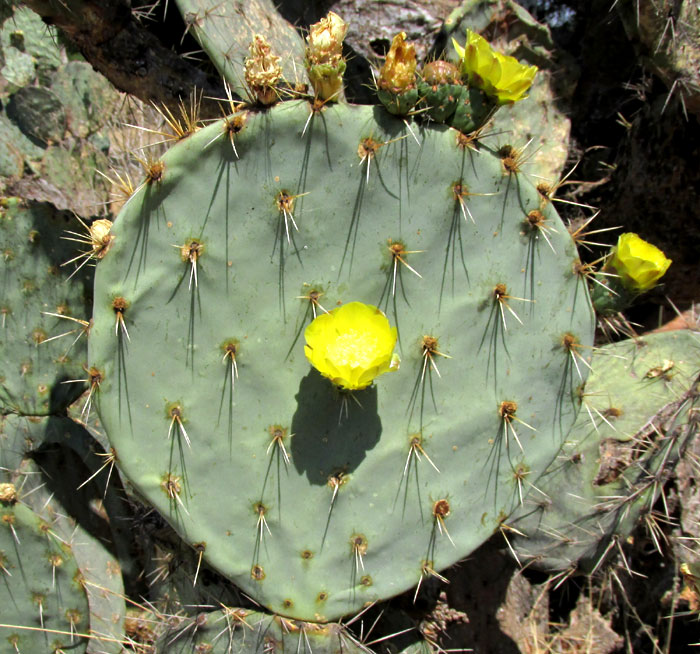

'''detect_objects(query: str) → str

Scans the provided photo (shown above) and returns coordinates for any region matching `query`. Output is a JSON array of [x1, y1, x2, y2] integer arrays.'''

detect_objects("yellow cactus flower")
[[452, 29, 537, 105], [608, 233, 672, 292], [306, 11, 347, 65], [378, 32, 417, 93], [305, 12, 348, 101], [304, 302, 399, 391]]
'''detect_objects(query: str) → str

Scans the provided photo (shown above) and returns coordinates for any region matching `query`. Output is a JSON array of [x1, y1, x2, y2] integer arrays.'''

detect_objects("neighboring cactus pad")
[[509, 330, 700, 574], [172, 0, 308, 99], [88, 100, 594, 620], [0, 500, 90, 652], [0, 414, 129, 653], [0, 198, 93, 415], [125, 606, 372, 653]]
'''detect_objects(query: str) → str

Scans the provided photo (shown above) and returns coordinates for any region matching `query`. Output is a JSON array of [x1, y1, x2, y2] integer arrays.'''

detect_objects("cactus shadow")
[[125, 189, 169, 286], [291, 370, 382, 485], [439, 204, 470, 312], [36, 416, 138, 587]]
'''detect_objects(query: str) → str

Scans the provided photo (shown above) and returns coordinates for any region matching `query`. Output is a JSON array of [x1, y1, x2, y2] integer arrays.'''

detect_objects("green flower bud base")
[[416, 81, 496, 133], [377, 87, 420, 116]]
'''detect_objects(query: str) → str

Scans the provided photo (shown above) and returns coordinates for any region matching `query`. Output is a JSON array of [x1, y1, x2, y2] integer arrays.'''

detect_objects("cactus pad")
[[89, 100, 594, 620], [0, 198, 93, 416], [1, 414, 129, 653], [509, 330, 700, 573], [0, 500, 90, 653]]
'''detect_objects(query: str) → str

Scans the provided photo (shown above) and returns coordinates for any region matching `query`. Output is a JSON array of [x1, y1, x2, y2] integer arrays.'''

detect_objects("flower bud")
[[0, 482, 17, 504], [378, 33, 417, 93], [244, 35, 282, 106], [306, 11, 347, 65], [305, 12, 348, 101], [607, 233, 671, 292]]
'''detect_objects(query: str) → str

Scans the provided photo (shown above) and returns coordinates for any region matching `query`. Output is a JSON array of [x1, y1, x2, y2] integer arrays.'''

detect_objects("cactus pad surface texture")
[[510, 330, 700, 573], [0, 198, 92, 415], [0, 499, 90, 653], [88, 99, 595, 621], [0, 414, 128, 653]]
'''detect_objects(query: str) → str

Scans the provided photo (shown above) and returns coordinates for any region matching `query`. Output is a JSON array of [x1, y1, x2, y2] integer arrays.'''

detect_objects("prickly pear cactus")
[[0, 198, 93, 415], [508, 330, 700, 574], [87, 98, 595, 621], [440, 0, 578, 181], [617, 0, 700, 117], [172, 0, 308, 98], [0, 413, 129, 653], [0, 3, 118, 217], [0, 498, 91, 653], [127, 607, 371, 653]]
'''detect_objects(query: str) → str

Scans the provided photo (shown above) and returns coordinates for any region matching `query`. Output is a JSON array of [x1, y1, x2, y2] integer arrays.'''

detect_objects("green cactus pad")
[[0, 198, 93, 416], [0, 112, 45, 177], [50, 61, 119, 139], [172, 0, 307, 99], [0, 6, 62, 74], [8, 86, 66, 144], [1, 414, 129, 654], [0, 500, 90, 653], [0, 6, 62, 94], [89, 100, 594, 620], [509, 330, 700, 573], [148, 608, 371, 653]]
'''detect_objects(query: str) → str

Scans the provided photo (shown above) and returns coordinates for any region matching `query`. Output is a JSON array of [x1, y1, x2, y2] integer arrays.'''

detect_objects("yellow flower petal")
[[608, 233, 672, 292], [451, 37, 465, 61], [378, 32, 417, 92], [455, 29, 537, 105], [304, 301, 398, 391]]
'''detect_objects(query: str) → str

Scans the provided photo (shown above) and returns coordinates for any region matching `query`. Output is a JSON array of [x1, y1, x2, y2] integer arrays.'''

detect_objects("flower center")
[[326, 329, 381, 368]]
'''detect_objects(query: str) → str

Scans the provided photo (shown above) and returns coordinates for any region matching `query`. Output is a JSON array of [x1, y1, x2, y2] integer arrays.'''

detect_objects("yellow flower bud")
[[0, 482, 17, 504], [304, 302, 398, 391], [89, 218, 114, 258], [305, 12, 348, 101], [378, 33, 417, 93], [608, 233, 672, 292], [452, 29, 537, 105], [306, 11, 347, 65], [244, 35, 282, 105]]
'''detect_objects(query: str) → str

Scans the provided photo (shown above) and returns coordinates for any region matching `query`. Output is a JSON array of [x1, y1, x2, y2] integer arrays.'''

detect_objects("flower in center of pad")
[[304, 302, 399, 391]]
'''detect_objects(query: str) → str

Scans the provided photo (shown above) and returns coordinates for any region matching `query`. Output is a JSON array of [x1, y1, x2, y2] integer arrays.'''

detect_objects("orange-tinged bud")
[[378, 32, 417, 93]]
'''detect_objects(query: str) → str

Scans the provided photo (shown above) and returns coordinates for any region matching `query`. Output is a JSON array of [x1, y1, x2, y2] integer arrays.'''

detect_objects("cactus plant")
[[0, 3, 118, 218], [123, 606, 373, 653], [616, 0, 700, 117], [0, 5, 62, 91], [172, 0, 308, 100], [0, 198, 93, 416], [0, 498, 92, 652], [0, 413, 129, 653], [86, 89, 595, 621], [439, 0, 579, 182], [4, 5, 698, 651]]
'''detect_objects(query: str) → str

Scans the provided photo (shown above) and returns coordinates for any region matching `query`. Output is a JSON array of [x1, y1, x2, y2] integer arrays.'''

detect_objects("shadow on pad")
[[291, 369, 382, 485]]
